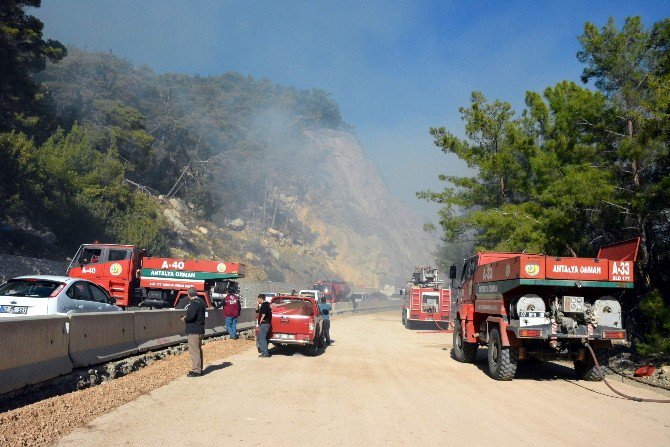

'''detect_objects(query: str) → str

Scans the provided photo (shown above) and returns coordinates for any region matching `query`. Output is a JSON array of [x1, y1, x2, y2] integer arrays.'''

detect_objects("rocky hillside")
[[157, 128, 435, 288], [0, 48, 436, 287]]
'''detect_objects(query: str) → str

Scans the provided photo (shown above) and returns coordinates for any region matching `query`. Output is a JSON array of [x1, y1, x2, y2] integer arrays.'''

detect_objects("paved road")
[[57, 311, 670, 446]]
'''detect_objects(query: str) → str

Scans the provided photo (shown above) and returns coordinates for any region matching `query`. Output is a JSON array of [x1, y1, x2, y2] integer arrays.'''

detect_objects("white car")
[[0, 275, 121, 318], [299, 289, 324, 302]]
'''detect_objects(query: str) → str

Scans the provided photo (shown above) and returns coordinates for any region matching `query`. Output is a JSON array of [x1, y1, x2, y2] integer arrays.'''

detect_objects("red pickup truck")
[[258, 294, 326, 355]]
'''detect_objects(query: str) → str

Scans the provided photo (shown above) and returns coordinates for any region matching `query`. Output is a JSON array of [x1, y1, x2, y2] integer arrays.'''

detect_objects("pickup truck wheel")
[[306, 332, 322, 356], [487, 327, 518, 380], [574, 348, 609, 381], [453, 319, 478, 363]]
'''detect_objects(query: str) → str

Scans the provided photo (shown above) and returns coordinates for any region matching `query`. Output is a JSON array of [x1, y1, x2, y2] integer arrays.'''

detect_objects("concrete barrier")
[[68, 312, 138, 367], [332, 302, 353, 313], [239, 307, 256, 323], [0, 315, 72, 395], [205, 308, 226, 337], [134, 309, 187, 351]]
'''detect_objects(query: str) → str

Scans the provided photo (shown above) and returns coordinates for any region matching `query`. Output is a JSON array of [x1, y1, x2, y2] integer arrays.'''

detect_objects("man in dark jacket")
[[223, 289, 242, 339], [181, 286, 206, 376], [256, 294, 272, 357]]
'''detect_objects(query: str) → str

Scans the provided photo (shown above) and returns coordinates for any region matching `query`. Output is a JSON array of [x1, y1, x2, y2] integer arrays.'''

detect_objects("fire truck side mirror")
[[449, 264, 457, 280]]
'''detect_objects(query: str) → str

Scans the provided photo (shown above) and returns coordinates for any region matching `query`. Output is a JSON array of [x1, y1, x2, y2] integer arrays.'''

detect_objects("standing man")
[[256, 294, 272, 358], [319, 297, 333, 345], [181, 286, 206, 376], [223, 287, 241, 340]]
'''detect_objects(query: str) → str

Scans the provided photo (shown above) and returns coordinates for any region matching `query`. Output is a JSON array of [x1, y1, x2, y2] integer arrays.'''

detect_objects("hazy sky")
[[33, 1, 670, 221]]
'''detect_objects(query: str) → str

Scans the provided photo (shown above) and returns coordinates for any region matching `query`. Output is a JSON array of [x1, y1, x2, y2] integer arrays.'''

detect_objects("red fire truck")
[[451, 238, 638, 381], [311, 279, 351, 303], [67, 243, 245, 308], [401, 266, 451, 330]]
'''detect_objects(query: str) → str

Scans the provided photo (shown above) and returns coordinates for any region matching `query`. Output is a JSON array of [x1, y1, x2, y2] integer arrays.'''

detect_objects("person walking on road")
[[223, 288, 242, 339], [319, 297, 333, 344], [180, 286, 206, 376], [256, 294, 272, 358]]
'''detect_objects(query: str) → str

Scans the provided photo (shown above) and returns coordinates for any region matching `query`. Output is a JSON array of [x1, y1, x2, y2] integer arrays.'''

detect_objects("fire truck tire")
[[574, 347, 609, 381], [453, 319, 478, 363], [487, 327, 518, 380]]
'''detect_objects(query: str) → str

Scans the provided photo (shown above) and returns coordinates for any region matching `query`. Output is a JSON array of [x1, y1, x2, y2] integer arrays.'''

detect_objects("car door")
[[88, 283, 117, 312], [65, 281, 96, 313]]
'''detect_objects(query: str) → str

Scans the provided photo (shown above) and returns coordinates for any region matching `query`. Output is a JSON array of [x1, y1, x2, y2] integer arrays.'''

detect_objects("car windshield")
[[0, 279, 64, 298]]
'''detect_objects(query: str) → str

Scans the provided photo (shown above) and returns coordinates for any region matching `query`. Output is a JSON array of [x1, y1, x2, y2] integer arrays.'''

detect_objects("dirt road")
[[57, 311, 670, 446]]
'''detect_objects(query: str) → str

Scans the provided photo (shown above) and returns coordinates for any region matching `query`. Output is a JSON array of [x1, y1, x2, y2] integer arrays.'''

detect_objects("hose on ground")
[[585, 342, 670, 403]]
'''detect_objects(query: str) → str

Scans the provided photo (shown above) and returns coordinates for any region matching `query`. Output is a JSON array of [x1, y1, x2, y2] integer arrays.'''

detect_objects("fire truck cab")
[[67, 243, 244, 308], [402, 266, 451, 330]]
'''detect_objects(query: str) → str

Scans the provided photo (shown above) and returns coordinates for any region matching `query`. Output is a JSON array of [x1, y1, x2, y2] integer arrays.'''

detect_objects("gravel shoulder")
[[0, 338, 254, 447], [52, 311, 670, 447]]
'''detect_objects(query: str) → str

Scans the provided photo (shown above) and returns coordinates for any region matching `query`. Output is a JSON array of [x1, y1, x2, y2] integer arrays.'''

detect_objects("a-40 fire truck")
[[401, 266, 451, 330], [67, 243, 245, 308], [451, 238, 638, 381]]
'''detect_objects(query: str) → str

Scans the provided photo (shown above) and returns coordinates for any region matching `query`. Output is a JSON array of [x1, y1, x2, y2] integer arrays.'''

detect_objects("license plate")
[[519, 311, 544, 318], [275, 333, 295, 340], [0, 305, 28, 314]]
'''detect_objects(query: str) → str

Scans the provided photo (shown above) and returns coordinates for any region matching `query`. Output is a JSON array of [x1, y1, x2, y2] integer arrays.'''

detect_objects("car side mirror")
[[449, 264, 457, 280], [108, 297, 117, 304]]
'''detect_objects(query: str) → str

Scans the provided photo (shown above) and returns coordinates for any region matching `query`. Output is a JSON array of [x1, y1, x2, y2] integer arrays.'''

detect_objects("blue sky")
[[34, 1, 670, 221]]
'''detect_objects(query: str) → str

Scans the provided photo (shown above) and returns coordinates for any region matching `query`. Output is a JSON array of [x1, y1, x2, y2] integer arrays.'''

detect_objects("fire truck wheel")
[[453, 319, 478, 363], [574, 347, 609, 381], [487, 327, 518, 380]]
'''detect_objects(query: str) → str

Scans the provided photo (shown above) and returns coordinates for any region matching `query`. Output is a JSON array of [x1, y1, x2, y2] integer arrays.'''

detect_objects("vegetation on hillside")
[[0, 1, 344, 258], [421, 17, 670, 354]]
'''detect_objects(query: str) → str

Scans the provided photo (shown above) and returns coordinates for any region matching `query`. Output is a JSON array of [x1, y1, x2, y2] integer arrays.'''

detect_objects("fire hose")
[[585, 342, 670, 403], [414, 319, 453, 333]]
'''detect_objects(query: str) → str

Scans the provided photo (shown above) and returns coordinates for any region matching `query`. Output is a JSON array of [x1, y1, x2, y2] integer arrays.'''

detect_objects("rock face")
[[284, 129, 435, 287]]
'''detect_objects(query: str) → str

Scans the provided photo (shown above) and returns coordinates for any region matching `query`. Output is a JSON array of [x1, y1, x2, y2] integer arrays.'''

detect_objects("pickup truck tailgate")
[[269, 300, 314, 342]]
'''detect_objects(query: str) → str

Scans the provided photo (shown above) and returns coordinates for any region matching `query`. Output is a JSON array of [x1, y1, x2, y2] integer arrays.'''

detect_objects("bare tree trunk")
[[262, 178, 268, 228], [166, 163, 191, 199], [628, 117, 650, 287], [270, 195, 279, 229]]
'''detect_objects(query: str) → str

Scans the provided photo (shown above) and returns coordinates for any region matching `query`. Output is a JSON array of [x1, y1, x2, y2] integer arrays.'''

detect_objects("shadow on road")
[[268, 343, 330, 357], [203, 362, 232, 375], [449, 347, 586, 382]]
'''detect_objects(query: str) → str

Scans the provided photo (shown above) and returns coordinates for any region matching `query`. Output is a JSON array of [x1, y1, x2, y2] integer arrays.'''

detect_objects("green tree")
[[0, 0, 66, 131], [578, 16, 670, 285], [422, 16, 670, 354]]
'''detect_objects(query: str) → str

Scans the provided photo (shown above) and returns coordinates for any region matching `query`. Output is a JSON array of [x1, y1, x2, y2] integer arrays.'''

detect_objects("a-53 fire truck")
[[402, 266, 451, 330], [67, 243, 245, 308], [451, 238, 638, 381], [311, 279, 351, 303]]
